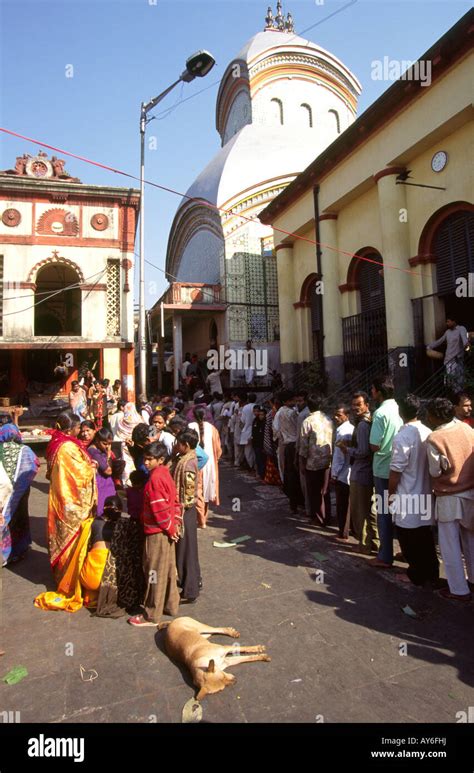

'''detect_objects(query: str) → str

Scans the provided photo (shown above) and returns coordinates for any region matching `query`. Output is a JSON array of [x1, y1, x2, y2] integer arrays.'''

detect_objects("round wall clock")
[[431, 151, 448, 173]]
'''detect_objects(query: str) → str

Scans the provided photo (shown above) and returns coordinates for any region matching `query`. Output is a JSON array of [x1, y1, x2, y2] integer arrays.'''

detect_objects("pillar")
[[120, 347, 136, 403], [275, 244, 297, 382], [374, 167, 415, 391], [319, 214, 344, 385], [172, 313, 183, 392]]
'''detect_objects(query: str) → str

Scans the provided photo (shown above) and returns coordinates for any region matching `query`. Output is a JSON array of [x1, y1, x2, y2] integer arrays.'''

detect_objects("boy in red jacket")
[[128, 441, 182, 626]]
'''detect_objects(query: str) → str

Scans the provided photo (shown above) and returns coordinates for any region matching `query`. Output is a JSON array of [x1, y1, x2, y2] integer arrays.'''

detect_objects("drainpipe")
[[313, 184, 326, 383]]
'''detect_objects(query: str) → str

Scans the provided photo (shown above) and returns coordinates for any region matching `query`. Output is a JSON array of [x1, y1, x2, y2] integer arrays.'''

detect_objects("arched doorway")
[[433, 208, 474, 330], [300, 273, 323, 363], [342, 249, 387, 376], [34, 262, 82, 336]]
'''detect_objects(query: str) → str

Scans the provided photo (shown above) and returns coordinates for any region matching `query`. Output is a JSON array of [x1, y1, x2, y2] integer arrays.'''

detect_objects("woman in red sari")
[[35, 411, 97, 613]]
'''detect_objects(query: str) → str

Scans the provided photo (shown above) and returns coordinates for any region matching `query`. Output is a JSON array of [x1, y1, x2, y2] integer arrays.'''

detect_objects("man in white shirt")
[[239, 392, 256, 472], [331, 404, 354, 541], [206, 369, 223, 396], [276, 390, 304, 513], [295, 391, 310, 517], [388, 395, 438, 587]]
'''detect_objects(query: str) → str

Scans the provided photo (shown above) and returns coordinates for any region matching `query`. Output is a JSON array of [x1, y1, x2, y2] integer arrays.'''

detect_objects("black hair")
[[335, 403, 350, 415], [307, 393, 323, 412], [94, 427, 113, 443], [279, 389, 294, 404], [132, 423, 151, 447], [117, 400, 126, 411], [130, 469, 148, 487], [143, 441, 170, 463], [102, 379, 110, 387], [103, 495, 122, 521], [168, 416, 187, 431], [56, 410, 81, 431], [426, 397, 454, 422], [193, 407, 206, 447], [71, 380, 79, 388], [351, 391, 369, 404], [372, 375, 394, 400], [248, 392, 257, 403], [397, 394, 420, 422], [451, 391, 471, 406], [161, 406, 173, 418], [294, 389, 308, 400], [176, 428, 199, 450], [151, 410, 166, 422], [80, 419, 96, 429], [174, 401, 185, 413]]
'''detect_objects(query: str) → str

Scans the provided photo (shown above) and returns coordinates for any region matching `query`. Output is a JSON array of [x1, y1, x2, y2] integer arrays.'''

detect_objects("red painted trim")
[[79, 284, 108, 291], [0, 234, 125, 248], [409, 254, 437, 267], [338, 282, 358, 294], [293, 301, 310, 309], [373, 166, 407, 183], [417, 201, 474, 256], [347, 247, 383, 286], [0, 342, 131, 349], [319, 213, 338, 222], [300, 272, 319, 304], [4, 281, 36, 290]]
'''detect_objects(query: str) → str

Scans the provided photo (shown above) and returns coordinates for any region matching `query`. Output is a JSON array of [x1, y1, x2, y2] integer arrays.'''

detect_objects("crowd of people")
[[0, 375, 473, 629]]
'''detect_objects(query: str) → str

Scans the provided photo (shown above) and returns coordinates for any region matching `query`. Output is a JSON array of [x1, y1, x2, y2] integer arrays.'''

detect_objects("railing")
[[163, 282, 222, 306], [342, 307, 388, 376]]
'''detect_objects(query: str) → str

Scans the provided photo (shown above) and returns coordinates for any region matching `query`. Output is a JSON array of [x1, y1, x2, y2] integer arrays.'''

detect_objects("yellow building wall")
[[103, 348, 121, 383]]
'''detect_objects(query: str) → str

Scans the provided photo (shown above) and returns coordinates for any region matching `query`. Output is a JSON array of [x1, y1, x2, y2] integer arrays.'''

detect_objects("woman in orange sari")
[[35, 411, 97, 613]]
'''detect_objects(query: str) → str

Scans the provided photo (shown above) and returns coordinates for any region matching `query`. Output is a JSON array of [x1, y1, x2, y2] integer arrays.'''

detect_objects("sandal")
[[127, 614, 157, 627]]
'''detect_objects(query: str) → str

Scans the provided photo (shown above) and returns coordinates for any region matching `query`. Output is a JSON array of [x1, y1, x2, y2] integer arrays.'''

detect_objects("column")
[[319, 214, 344, 385], [275, 244, 297, 382], [374, 167, 414, 391], [172, 313, 182, 392], [120, 348, 135, 402]]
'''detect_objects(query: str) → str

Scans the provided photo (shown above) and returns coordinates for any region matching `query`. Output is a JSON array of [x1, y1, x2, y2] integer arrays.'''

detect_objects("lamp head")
[[182, 50, 216, 82]]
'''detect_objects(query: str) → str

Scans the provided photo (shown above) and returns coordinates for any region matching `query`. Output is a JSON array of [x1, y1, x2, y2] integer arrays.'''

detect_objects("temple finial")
[[264, 2, 294, 33]]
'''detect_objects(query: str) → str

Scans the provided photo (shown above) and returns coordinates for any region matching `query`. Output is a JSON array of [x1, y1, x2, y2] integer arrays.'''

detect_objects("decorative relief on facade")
[[106, 259, 121, 336], [91, 213, 110, 231], [27, 252, 85, 284], [37, 208, 79, 236], [1, 208, 21, 227]]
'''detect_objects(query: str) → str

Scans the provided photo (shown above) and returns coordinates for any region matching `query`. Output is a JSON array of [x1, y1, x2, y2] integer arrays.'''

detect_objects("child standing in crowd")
[[171, 429, 201, 603], [126, 469, 147, 521], [128, 442, 181, 627], [87, 428, 116, 516]]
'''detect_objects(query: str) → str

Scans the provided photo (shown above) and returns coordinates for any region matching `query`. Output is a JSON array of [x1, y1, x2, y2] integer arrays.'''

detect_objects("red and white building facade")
[[0, 151, 140, 403]]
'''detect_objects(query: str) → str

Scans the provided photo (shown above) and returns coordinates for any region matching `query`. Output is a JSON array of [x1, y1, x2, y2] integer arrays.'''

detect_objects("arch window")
[[34, 262, 82, 336], [328, 109, 340, 134], [270, 98, 284, 126], [300, 103, 313, 128]]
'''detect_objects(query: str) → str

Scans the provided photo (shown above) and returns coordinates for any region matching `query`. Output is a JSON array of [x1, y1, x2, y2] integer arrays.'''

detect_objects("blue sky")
[[1, 0, 471, 304]]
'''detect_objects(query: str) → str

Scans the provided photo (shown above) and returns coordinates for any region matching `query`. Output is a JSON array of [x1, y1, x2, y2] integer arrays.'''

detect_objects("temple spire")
[[264, 2, 294, 32]]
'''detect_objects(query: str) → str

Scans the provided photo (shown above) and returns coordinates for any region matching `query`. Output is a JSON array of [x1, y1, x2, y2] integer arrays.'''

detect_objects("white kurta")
[[189, 421, 218, 503]]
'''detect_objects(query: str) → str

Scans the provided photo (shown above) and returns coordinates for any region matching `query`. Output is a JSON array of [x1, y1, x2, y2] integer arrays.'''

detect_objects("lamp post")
[[138, 50, 216, 398]]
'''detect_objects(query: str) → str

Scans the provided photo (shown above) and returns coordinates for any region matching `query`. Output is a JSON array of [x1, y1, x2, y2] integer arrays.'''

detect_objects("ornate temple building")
[[150, 2, 361, 389], [0, 150, 140, 406]]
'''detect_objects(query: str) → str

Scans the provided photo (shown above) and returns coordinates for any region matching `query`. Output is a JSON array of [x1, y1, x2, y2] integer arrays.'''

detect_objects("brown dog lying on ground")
[[158, 616, 271, 700]]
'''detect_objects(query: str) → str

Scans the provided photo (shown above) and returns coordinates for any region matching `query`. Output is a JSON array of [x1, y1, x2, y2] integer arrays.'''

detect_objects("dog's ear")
[[207, 659, 215, 673], [196, 687, 207, 701]]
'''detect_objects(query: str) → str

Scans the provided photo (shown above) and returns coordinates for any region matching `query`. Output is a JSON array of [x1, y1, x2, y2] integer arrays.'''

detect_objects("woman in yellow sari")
[[35, 411, 97, 613]]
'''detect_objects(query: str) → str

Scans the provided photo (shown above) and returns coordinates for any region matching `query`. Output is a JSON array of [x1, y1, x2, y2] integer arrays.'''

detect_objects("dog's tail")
[[157, 622, 171, 631]]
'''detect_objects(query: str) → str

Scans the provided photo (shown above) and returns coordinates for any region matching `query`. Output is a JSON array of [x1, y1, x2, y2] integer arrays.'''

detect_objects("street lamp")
[[138, 50, 216, 398]]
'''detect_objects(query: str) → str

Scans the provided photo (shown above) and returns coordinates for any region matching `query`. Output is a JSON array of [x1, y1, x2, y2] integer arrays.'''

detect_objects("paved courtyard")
[[2, 457, 473, 724]]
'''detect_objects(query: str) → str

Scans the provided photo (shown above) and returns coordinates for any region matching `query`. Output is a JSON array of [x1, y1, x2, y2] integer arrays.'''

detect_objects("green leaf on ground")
[[182, 698, 203, 723], [3, 666, 28, 685], [401, 605, 418, 618], [231, 535, 251, 544]]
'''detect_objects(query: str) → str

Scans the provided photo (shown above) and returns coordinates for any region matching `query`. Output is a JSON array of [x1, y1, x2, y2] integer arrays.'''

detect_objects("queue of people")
[[2, 376, 472, 627]]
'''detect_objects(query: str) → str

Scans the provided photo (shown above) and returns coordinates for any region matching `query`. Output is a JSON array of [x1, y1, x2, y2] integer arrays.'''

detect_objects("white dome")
[[235, 29, 336, 66], [183, 123, 317, 209]]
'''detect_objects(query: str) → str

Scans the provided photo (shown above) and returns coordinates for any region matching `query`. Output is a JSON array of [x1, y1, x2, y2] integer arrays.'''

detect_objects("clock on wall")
[[431, 151, 448, 173]]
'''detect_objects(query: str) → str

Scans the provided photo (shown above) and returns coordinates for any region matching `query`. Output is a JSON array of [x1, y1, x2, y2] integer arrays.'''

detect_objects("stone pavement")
[[2, 456, 473, 725]]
